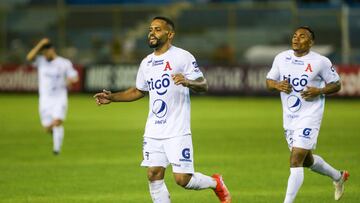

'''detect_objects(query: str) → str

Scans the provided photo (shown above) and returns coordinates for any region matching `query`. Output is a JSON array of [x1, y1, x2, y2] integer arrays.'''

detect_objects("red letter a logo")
[[164, 61, 172, 71], [305, 64, 313, 72]]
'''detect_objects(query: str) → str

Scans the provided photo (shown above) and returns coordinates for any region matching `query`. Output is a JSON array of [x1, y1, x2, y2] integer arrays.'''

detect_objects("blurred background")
[[1, 1, 359, 202], [0, 0, 359, 96]]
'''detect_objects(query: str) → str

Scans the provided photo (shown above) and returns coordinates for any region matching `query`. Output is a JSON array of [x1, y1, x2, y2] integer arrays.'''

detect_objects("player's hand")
[[277, 79, 292, 94], [301, 86, 321, 100], [39, 38, 50, 45], [93, 89, 112, 106], [172, 73, 189, 87]]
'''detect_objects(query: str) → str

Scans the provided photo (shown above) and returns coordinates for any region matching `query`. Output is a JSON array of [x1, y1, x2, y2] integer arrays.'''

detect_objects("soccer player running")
[[94, 16, 231, 203], [27, 38, 79, 155], [266, 26, 349, 203]]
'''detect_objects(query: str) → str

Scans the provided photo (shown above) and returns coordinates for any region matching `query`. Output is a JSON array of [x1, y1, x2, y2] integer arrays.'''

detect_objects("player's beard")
[[148, 36, 163, 49]]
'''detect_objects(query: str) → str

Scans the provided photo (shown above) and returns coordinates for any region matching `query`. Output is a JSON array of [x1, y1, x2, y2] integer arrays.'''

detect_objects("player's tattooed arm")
[[266, 79, 292, 94], [301, 80, 341, 100], [94, 87, 145, 105], [26, 38, 50, 61], [172, 73, 208, 93]]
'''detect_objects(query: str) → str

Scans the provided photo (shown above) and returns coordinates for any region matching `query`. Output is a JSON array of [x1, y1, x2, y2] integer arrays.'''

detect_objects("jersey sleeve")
[[319, 57, 340, 84], [266, 54, 281, 81], [65, 60, 78, 79], [136, 60, 148, 91], [183, 52, 204, 80]]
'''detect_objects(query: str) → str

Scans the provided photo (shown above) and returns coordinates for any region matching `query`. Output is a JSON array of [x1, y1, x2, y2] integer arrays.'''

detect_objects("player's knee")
[[52, 119, 63, 127], [147, 167, 165, 181], [174, 174, 191, 188], [44, 126, 52, 133], [290, 158, 303, 167]]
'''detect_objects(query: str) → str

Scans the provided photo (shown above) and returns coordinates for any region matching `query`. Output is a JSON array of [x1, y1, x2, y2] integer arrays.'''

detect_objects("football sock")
[[53, 125, 64, 153], [185, 172, 217, 190], [284, 167, 304, 203], [310, 154, 342, 181], [149, 180, 171, 203]]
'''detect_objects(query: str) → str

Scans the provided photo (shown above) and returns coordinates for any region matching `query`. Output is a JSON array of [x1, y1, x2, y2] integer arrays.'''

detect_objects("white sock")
[[53, 125, 64, 153], [185, 172, 217, 190], [149, 180, 171, 203], [284, 167, 304, 203], [310, 154, 342, 181]]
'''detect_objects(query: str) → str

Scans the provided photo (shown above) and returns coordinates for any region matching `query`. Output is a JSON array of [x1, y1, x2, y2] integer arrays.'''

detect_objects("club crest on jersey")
[[287, 95, 302, 112], [147, 73, 170, 95], [292, 59, 304, 65], [164, 61, 172, 71], [305, 64, 313, 72], [283, 74, 309, 92]]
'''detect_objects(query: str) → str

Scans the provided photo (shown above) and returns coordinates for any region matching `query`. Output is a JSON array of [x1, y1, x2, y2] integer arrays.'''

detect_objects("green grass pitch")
[[0, 94, 359, 203]]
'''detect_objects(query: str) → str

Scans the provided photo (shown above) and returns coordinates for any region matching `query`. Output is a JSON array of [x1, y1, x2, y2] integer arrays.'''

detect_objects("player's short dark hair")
[[41, 43, 53, 51], [296, 26, 315, 41], [153, 16, 175, 31]]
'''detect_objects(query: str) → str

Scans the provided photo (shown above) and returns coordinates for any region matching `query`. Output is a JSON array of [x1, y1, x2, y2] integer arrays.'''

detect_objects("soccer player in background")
[[27, 38, 79, 155], [94, 16, 231, 203], [266, 26, 349, 203]]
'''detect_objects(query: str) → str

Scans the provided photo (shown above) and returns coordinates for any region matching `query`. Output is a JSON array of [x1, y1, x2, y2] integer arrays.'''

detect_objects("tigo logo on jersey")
[[147, 73, 170, 95], [287, 95, 302, 112], [283, 74, 308, 92], [152, 99, 167, 118]]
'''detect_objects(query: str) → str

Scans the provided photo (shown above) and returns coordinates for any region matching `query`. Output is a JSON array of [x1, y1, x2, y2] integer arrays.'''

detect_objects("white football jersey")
[[136, 46, 204, 139], [267, 50, 340, 130], [34, 56, 78, 103]]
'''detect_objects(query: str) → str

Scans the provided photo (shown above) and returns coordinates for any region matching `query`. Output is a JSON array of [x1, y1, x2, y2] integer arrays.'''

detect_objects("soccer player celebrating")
[[94, 16, 231, 203], [27, 38, 79, 155], [266, 26, 349, 203]]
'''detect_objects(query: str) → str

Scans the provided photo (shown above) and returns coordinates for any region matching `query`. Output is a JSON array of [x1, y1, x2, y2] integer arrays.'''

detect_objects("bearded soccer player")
[[27, 38, 78, 155], [94, 16, 231, 203], [266, 26, 349, 203]]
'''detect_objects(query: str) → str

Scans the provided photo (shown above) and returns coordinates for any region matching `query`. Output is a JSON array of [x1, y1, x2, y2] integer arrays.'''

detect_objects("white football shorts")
[[39, 100, 67, 127], [141, 134, 194, 174], [285, 128, 319, 150]]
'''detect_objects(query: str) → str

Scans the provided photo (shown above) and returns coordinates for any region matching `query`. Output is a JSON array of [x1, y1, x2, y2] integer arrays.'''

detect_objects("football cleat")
[[212, 174, 231, 203], [333, 170, 349, 201]]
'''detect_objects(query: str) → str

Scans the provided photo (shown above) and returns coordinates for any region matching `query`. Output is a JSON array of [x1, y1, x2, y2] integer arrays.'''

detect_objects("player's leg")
[[284, 147, 309, 203], [51, 102, 67, 155], [51, 119, 64, 155], [304, 151, 341, 180], [141, 138, 171, 203], [166, 135, 231, 202], [39, 107, 53, 133], [304, 151, 349, 200], [147, 167, 170, 203]]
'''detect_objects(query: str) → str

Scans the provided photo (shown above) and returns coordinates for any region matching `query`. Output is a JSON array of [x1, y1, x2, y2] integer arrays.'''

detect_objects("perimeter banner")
[[1, 64, 359, 97], [0, 65, 84, 92]]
